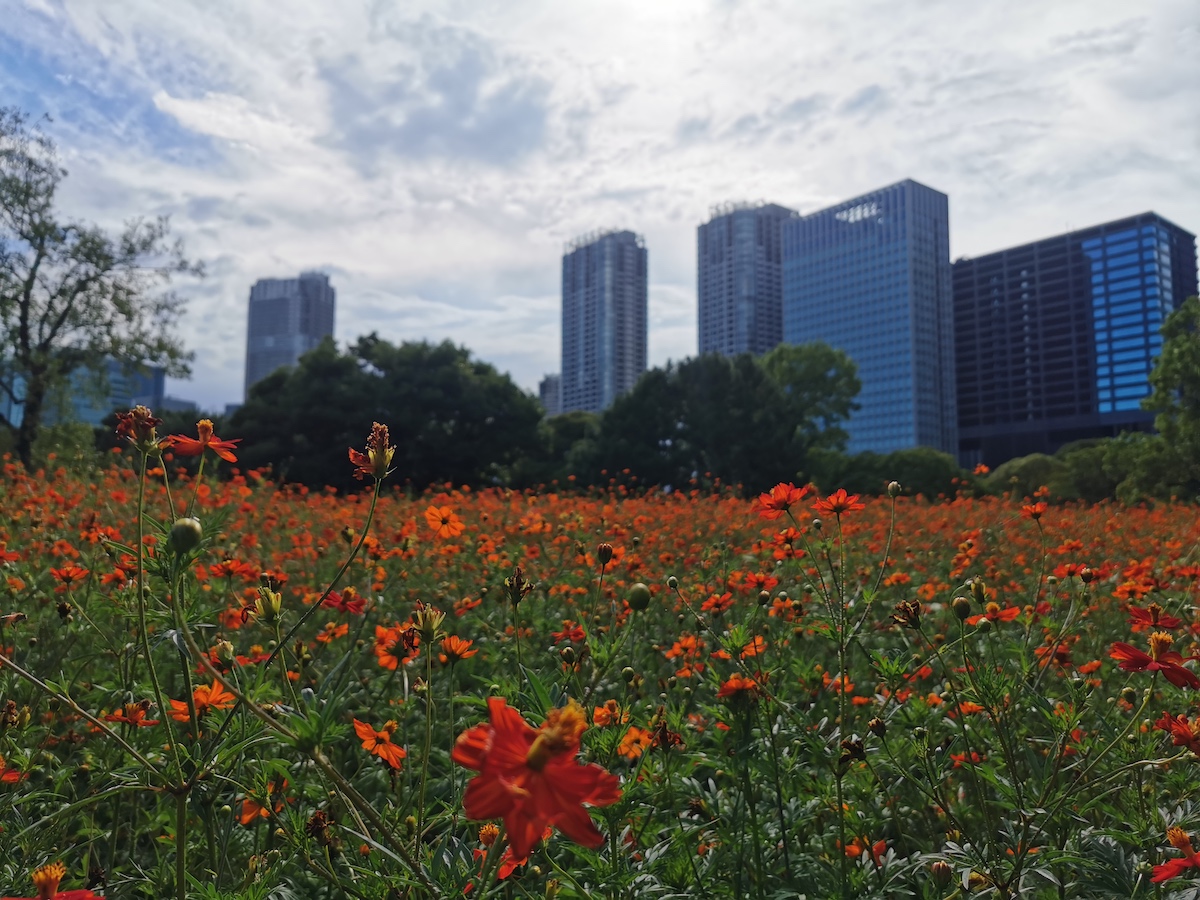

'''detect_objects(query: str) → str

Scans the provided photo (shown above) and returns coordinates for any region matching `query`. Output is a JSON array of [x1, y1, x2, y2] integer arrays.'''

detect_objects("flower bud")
[[597, 543, 614, 565], [560, 646, 576, 665], [951, 595, 972, 620], [930, 860, 952, 887], [168, 517, 204, 554], [868, 717, 886, 738], [627, 582, 651, 611], [975, 618, 991, 634], [758, 590, 771, 606], [1080, 566, 1095, 584], [887, 481, 901, 498], [970, 576, 986, 604], [622, 667, 636, 683], [667, 575, 679, 590]]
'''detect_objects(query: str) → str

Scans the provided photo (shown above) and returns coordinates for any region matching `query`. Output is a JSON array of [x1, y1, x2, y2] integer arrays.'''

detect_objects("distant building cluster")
[[543, 180, 1196, 467]]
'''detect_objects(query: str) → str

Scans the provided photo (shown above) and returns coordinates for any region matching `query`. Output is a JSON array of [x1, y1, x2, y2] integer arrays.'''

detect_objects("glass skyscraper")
[[698, 202, 794, 357], [954, 212, 1198, 466], [781, 179, 956, 454], [561, 230, 648, 414], [244, 271, 336, 398]]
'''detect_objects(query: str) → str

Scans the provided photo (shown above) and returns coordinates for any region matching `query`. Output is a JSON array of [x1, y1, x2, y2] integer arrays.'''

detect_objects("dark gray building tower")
[[244, 271, 336, 398], [561, 230, 648, 414], [698, 202, 794, 356], [954, 212, 1197, 467]]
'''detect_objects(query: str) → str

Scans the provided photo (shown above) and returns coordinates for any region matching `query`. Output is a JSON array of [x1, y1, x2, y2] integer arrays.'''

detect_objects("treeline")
[[67, 293, 1200, 502]]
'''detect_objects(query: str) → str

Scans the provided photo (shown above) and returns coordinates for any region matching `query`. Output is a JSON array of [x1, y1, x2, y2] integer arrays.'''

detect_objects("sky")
[[2, 0, 1197, 411]]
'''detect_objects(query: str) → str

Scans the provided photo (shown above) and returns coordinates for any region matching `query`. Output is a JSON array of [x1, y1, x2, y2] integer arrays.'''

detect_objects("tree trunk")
[[15, 373, 47, 470]]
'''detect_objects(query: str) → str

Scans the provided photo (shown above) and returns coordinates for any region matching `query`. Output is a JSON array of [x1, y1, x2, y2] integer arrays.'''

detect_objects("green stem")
[[176, 791, 187, 900]]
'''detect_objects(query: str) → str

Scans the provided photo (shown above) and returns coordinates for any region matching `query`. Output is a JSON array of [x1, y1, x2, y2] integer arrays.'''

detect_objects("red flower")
[[452, 697, 621, 861], [324, 586, 366, 615], [353, 718, 407, 769], [717, 672, 761, 701], [348, 422, 395, 481], [1110, 633, 1200, 689], [966, 602, 1022, 626], [1154, 712, 1200, 754], [1, 861, 98, 899], [50, 566, 89, 587], [1152, 827, 1200, 883], [1021, 502, 1048, 521], [814, 488, 866, 517], [0, 754, 23, 784], [1128, 603, 1183, 632], [752, 483, 810, 520], [167, 419, 240, 463]]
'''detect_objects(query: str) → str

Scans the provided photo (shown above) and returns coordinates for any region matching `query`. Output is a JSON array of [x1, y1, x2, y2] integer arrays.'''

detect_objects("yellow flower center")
[[1168, 826, 1195, 854], [32, 861, 66, 900], [526, 700, 587, 771], [1149, 631, 1174, 660]]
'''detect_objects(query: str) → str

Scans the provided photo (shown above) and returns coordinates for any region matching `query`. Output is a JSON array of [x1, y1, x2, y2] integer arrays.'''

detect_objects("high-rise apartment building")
[[538, 373, 562, 417], [244, 271, 336, 398], [698, 202, 794, 356], [954, 212, 1198, 467], [561, 230, 648, 414], [781, 179, 956, 454]]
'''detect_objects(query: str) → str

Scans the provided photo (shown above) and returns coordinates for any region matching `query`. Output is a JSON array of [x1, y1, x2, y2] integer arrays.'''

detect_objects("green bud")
[[168, 517, 203, 554], [628, 582, 652, 611]]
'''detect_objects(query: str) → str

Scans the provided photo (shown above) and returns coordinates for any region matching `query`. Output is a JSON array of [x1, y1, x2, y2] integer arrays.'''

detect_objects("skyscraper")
[[244, 271, 336, 398], [954, 212, 1198, 467], [698, 202, 794, 357], [781, 179, 956, 454], [561, 230, 648, 414], [538, 373, 562, 417]]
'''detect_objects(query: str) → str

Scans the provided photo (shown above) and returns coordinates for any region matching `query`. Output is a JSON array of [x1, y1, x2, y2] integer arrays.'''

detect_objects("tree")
[[584, 345, 860, 493], [760, 342, 861, 464], [231, 335, 544, 490], [0, 109, 195, 466], [1143, 294, 1200, 494]]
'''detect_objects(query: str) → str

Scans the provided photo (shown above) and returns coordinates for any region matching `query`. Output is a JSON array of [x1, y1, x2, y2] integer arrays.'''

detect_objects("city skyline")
[[2, 1, 1197, 410]]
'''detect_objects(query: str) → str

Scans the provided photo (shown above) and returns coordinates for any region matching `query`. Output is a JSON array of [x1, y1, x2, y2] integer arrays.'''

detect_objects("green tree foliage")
[[1142, 294, 1200, 494], [0, 109, 195, 467], [230, 335, 543, 490], [811, 446, 970, 499], [583, 344, 860, 492]]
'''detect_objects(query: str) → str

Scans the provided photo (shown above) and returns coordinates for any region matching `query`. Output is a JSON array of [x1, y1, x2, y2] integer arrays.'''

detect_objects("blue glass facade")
[[781, 180, 956, 454], [954, 213, 1197, 467]]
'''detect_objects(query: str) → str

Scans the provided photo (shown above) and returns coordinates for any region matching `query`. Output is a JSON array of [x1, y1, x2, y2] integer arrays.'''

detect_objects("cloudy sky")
[[3, 0, 1197, 410]]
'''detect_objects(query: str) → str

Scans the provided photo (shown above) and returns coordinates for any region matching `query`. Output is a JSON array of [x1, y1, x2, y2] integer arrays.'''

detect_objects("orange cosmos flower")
[[353, 718, 407, 769], [752, 482, 810, 520], [50, 566, 89, 588], [103, 700, 159, 727], [1110, 633, 1200, 689], [439, 635, 477, 665], [814, 488, 865, 517], [424, 505, 465, 539], [167, 419, 240, 463], [238, 776, 289, 825], [348, 422, 395, 481], [966, 602, 1022, 626], [169, 679, 236, 721], [452, 697, 621, 861], [2, 861, 98, 899], [717, 672, 761, 701]]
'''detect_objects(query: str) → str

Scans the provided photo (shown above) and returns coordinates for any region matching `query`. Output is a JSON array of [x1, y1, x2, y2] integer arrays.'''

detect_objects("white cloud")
[[3, 0, 1197, 410]]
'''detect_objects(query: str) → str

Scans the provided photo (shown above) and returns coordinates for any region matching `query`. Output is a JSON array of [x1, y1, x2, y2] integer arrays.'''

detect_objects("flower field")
[[2, 417, 1200, 899]]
